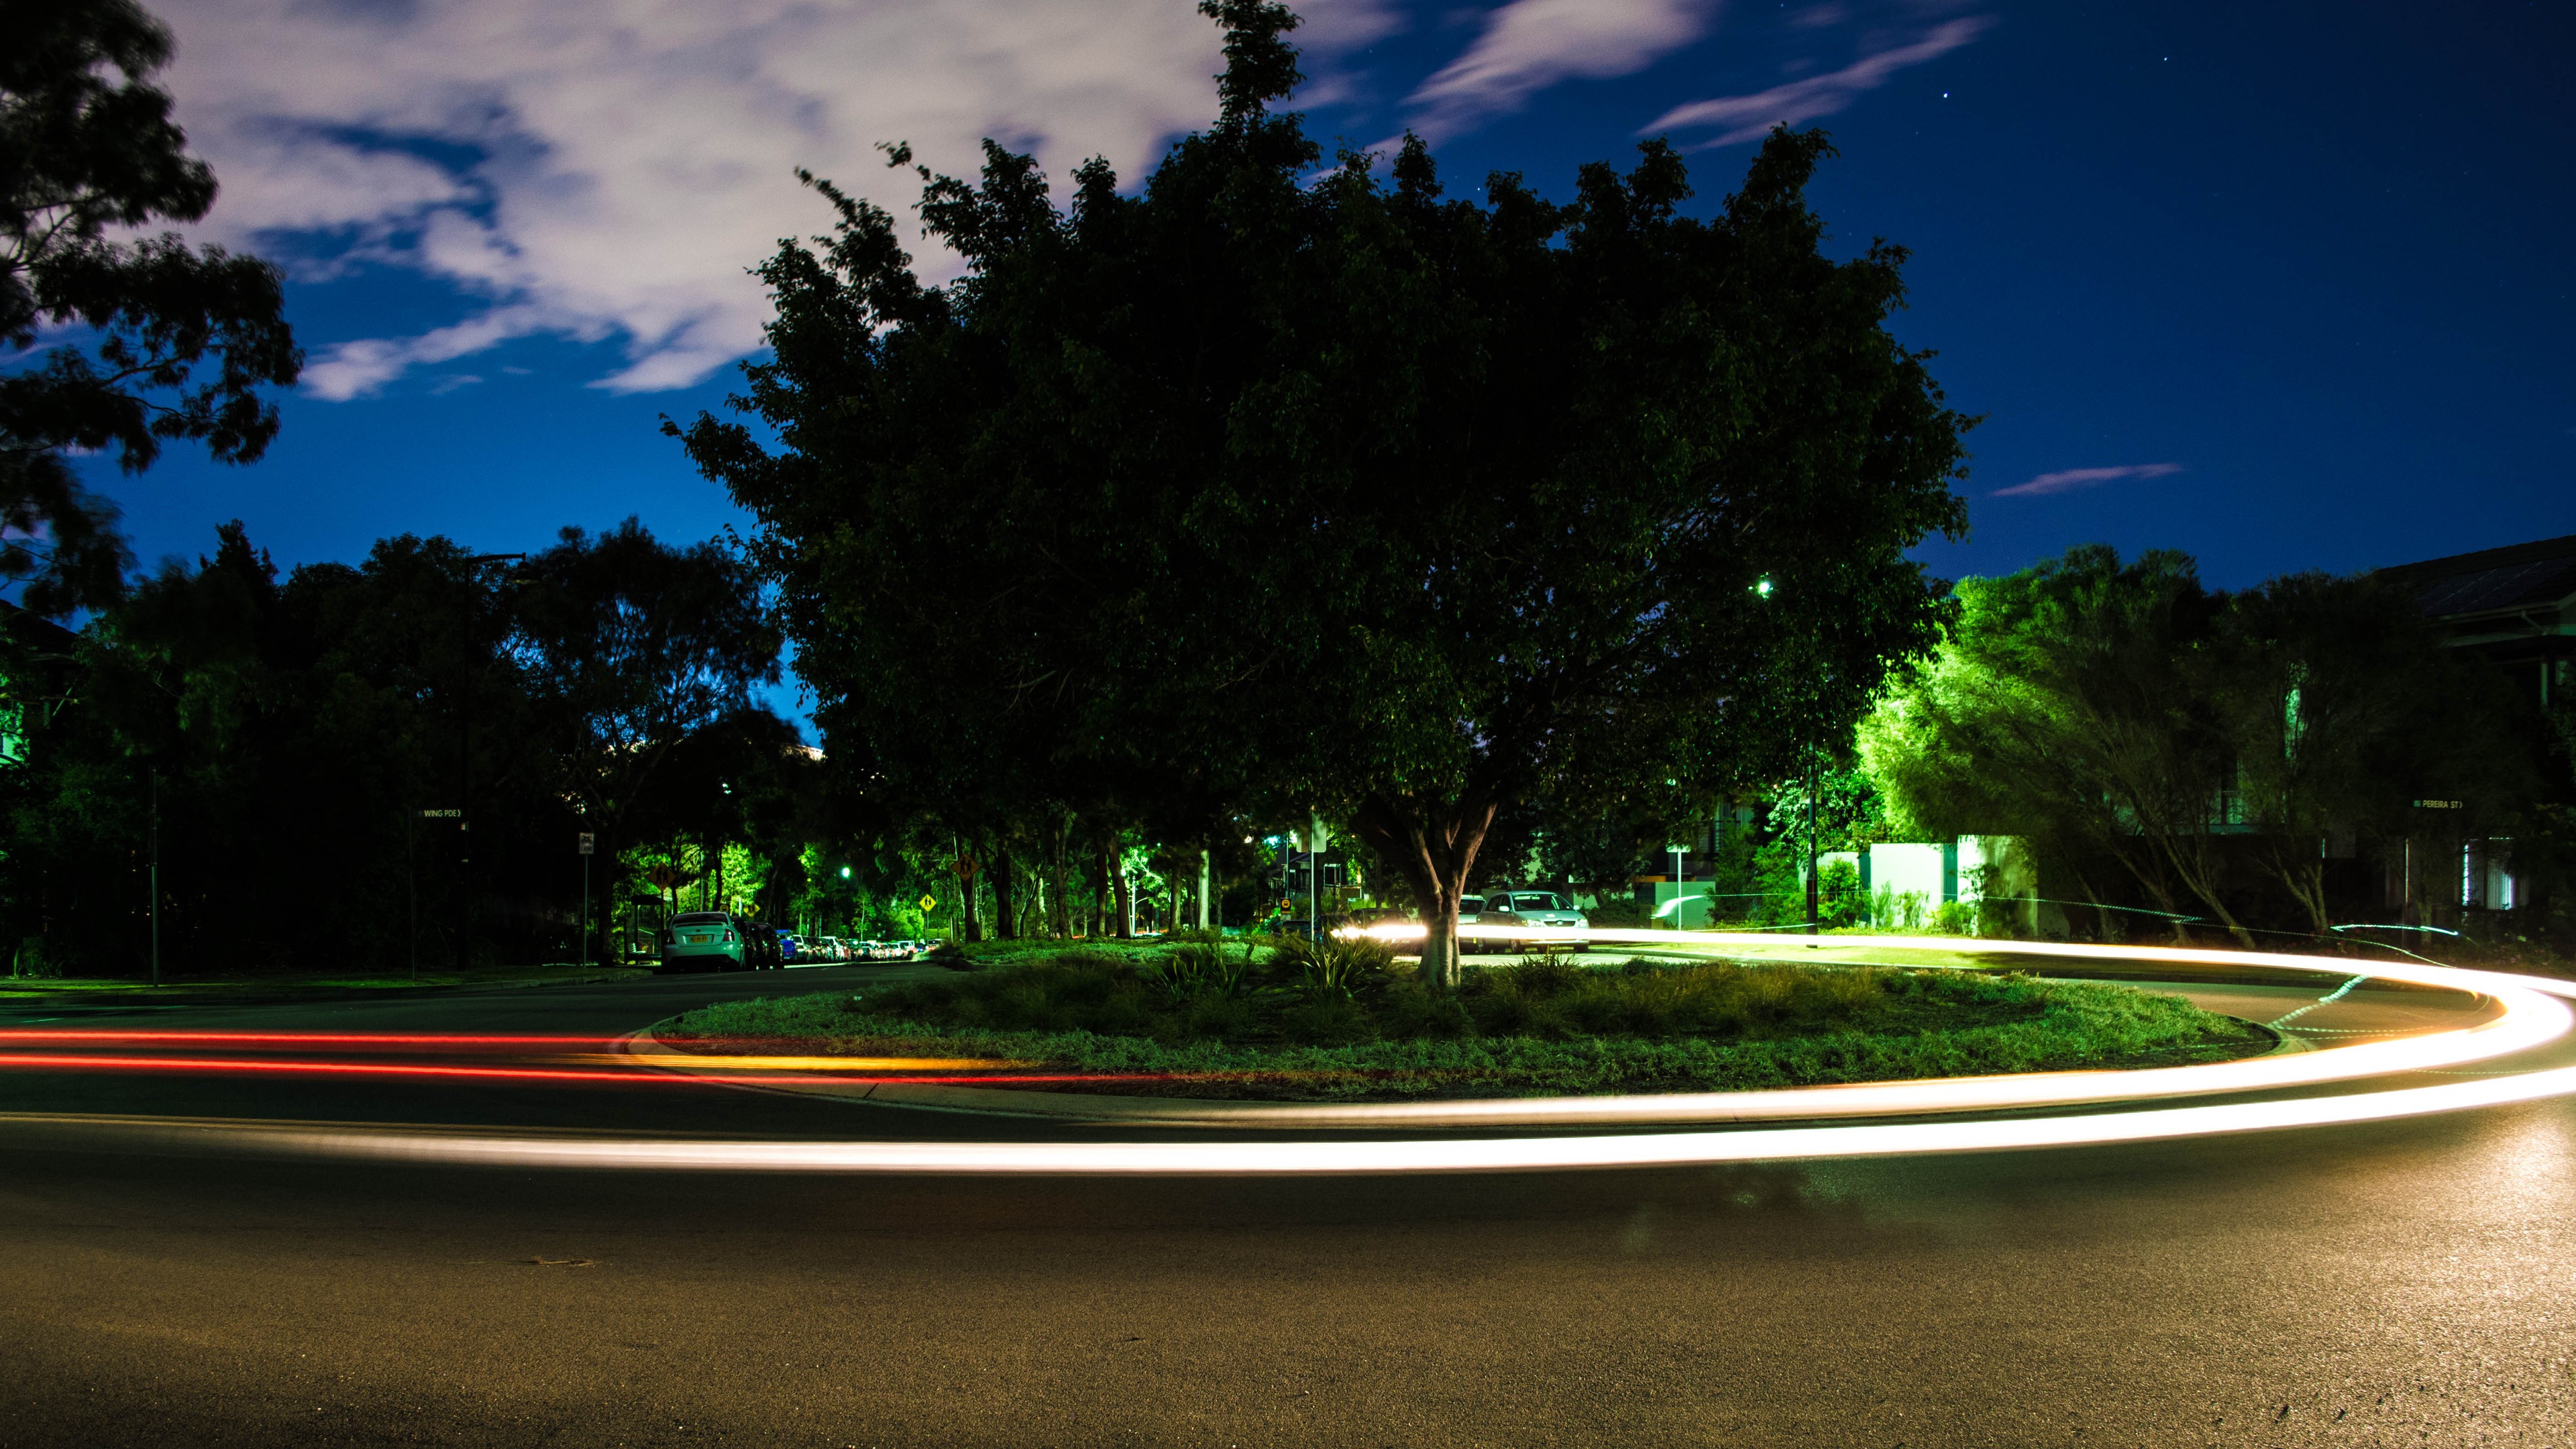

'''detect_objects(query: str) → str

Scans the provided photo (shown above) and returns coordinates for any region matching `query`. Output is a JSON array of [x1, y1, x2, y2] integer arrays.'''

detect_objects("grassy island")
[[661, 940, 2272, 1102]]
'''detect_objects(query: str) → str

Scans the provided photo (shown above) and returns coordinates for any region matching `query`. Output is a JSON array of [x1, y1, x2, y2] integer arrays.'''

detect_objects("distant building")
[[2375, 531, 2576, 706], [0, 602, 83, 767], [2374, 533, 2576, 922]]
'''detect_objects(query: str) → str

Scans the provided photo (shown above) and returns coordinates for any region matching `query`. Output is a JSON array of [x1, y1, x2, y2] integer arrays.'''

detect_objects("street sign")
[[951, 855, 978, 879], [647, 864, 680, 888], [578, 833, 595, 855], [918, 894, 937, 912], [421, 808, 462, 818]]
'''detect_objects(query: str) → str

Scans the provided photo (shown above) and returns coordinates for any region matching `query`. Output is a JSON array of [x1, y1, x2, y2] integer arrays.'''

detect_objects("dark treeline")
[[0, 518, 812, 977]]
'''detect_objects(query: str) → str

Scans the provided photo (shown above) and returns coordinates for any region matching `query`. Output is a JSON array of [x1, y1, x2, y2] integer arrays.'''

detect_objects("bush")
[[1266, 933, 1398, 998], [667, 952, 2271, 1102], [1871, 886, 1930, 932], [1140, 942, 1254, 1000]]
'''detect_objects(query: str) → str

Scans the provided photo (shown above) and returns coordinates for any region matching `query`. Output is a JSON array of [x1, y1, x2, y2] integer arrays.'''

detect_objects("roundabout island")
[[517, 930, 2576, 1172]]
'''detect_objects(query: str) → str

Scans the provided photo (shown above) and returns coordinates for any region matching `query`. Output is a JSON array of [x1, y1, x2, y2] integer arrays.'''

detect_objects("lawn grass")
[[663, 945, 2271, 1100]]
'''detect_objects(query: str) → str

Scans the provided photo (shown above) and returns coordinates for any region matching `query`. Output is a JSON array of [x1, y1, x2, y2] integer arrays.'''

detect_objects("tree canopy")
[[1, 0, 300, 616], [676, 0, 1972, 981]]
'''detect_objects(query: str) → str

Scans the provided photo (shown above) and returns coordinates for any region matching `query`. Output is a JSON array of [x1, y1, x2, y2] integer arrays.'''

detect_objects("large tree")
[[509, 517, 783, 932], [677, 0, 1970, 984], [2, 0, 301, 617], [1862, 546, 2242, 941]]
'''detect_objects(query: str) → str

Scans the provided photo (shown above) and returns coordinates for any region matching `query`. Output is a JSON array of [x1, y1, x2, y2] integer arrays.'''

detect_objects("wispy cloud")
[[152, 0, 1395, 399], [1992, 463, 2185, 498], [1407, 0, 1724, 142], [1645, 15, 1992, 146]]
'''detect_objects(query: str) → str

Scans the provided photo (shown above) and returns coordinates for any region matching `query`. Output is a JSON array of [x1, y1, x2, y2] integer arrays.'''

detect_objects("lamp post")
[[1805, 747, 1820, 937]]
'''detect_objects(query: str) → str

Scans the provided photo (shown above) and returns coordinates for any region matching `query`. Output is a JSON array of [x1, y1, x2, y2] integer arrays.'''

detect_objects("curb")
[[0, 969, 652, 1014]]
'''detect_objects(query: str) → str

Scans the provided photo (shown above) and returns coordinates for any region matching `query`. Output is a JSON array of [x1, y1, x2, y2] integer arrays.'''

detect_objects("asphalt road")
[[2, 967, 2571, 1448]]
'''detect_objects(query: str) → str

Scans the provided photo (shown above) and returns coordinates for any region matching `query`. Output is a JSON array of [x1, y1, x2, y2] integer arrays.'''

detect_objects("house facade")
[[2373, 532, 2576, 924]]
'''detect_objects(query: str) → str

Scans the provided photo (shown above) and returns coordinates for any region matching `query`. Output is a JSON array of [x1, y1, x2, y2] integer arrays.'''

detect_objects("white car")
[[1477, 890, 1591, 953]]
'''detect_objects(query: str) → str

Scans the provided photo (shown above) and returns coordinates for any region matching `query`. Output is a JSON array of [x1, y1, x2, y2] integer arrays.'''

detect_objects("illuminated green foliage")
[[1862, 545, 2537, 941]]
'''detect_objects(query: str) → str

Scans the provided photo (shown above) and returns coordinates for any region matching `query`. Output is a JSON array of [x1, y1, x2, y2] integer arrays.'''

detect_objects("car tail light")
[[722, 930, 735, 943]]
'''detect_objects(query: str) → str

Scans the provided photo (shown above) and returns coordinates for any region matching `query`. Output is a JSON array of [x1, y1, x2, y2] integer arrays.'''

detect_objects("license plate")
[[685, 934, 712, 944]]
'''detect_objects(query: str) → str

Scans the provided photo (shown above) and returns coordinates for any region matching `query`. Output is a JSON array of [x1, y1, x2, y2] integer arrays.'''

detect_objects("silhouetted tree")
[[676, 1, 1970, 983], [1, 0, 300, 616]]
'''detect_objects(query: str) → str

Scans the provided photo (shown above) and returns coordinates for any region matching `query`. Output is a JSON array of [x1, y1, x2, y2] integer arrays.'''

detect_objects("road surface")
[[1, 964, 2569, 1447]]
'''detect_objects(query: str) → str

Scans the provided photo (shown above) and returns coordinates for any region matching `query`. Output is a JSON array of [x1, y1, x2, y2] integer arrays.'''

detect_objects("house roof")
[[0, 598, 83, 655], [2373, 533, 2576, 618]]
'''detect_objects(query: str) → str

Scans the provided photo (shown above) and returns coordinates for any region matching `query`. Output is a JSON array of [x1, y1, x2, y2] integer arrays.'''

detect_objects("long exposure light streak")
[[15, 1061, 2576, 1177], [0, 1031, 609, 1048], [0, 1054, 1167, 1089], [6, 935, 2572, 1174]]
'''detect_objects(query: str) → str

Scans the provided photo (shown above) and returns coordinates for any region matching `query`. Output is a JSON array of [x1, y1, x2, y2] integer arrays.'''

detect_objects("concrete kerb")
[[0, 969, 653, 1016]]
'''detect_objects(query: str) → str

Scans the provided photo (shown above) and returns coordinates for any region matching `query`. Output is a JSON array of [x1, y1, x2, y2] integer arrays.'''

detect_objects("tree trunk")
[[2258, 838, 2332, 936], [1112, 844, 1134, 939], [2157, 835, 2256, 949], [2069, 868, 2119, 943], [1199, 847, 1214, 930], [1049, 824, 1070, 937], [1091, 841, 1108, 938], [1346, 788, 1499, 990], [991, 845, 1019, 940], [2102, 842, 2194, 945]]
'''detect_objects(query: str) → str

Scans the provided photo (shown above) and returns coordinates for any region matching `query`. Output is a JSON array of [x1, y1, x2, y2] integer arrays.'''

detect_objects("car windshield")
[[672, 913, 728, 926], [1509, 894, 1566, 911]]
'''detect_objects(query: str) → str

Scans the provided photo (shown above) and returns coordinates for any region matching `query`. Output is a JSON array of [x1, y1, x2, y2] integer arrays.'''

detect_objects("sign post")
[[413, 809, 463, 979], [578, 832, 595, 967]]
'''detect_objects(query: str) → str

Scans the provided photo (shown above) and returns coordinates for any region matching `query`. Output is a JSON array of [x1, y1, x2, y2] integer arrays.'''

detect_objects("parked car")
[[741, 918, 782, 969], [1474, 891, 1591, 953], [660, 911, 748, 971]]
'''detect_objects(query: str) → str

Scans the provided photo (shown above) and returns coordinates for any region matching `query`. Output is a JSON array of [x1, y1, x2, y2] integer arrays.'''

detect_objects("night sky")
[[87, 0, 2576, 608]]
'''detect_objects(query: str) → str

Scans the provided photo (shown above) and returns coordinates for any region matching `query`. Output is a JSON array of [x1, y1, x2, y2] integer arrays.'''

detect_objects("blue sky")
[[96, 0, 2576, 610]]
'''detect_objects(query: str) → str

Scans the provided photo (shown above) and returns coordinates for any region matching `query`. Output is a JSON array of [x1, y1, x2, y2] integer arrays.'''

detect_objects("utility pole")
[[147, 769, 160, 985], [456, 553, 525, 972], [578, 831, 594, 967], [407, 808, 417, 981]]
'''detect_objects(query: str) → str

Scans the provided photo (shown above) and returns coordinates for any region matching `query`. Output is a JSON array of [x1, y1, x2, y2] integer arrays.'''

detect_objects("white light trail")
[[7, 936, 2570, 1175], [18, 1058, 2576, 1175]]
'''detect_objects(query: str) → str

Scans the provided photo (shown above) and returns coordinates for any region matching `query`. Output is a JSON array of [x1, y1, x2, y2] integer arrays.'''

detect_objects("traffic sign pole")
[[578, 832, 595, 968]]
